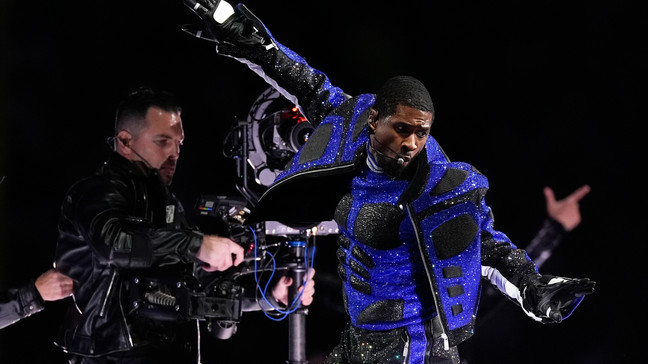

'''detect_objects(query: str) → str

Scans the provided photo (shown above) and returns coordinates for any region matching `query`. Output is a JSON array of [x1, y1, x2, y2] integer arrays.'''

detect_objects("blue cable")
[[247, 226, 317, 321]]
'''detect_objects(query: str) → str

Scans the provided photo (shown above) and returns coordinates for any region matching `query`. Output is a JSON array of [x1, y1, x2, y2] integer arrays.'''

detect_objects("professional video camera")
[[222, 86, 314, 206], [130, 88, 337, 350], [129, 193, 319, 340]]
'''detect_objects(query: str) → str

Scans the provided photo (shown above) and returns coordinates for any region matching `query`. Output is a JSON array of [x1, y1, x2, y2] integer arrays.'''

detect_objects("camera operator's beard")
[[159, 158, 177, 186], [131, 159, 175, 186]]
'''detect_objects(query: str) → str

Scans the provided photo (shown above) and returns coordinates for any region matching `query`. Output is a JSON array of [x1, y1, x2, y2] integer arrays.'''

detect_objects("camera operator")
[[53, 86, 315, 364]]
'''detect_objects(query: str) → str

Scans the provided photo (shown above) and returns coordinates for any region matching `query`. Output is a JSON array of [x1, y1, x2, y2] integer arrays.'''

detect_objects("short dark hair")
[[114, 86, 182, 137], [372, 76, 434, 117]]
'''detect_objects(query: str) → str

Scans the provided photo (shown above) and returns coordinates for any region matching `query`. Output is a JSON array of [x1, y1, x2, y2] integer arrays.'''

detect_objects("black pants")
[[325, 319, 460, 364]]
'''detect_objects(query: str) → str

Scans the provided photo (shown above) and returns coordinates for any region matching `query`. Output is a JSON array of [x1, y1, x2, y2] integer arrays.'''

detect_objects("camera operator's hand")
[[197, 235, 244, 272], [272, 268, 316, 306]]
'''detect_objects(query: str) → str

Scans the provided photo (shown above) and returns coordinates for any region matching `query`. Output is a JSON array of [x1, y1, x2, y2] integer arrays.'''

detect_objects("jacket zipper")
[[404, 203, 450, 351], [117, 277, 134, 347], [401, 328, 411, 363], [99, 270, 117, 317]]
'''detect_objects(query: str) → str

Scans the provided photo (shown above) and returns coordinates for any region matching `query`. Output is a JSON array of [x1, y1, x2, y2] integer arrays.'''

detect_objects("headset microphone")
[[370, 135, 407, 166], [112, 136, 155, 170]]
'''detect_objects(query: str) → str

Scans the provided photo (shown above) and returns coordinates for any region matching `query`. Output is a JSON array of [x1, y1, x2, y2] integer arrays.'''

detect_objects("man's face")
[[125, 107, 184, 185], [369, 104, 432, 176]]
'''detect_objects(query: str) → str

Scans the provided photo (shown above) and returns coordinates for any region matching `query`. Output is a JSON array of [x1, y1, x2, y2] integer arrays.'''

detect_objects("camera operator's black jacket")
[[54, 152, 204, 356]]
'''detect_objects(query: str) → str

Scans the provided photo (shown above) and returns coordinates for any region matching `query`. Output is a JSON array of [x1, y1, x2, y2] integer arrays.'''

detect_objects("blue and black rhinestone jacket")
[[217, 21, 559, 347]]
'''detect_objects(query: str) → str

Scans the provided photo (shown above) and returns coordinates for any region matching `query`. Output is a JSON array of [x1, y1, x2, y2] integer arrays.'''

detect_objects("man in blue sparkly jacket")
[[181, 2, 596, 363]]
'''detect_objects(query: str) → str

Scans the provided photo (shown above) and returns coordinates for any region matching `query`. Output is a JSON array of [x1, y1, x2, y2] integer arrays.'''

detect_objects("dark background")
[[1, 0, 644, 363]]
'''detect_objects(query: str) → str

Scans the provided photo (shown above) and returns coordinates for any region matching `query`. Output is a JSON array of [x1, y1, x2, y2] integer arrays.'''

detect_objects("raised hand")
[[544, 184, 591, 231], [181, 0, 274, 48]]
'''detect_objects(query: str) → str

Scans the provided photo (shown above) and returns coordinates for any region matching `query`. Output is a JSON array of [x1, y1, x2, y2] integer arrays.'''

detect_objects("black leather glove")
[[522, 274, 595, 323], [181, 0, 274, 49]]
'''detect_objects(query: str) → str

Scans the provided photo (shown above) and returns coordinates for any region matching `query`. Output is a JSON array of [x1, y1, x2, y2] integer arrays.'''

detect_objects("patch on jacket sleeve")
[[352, 109, 370, 142], [165, 205, 175, 224], [298, 123, 333, 164], [431, 214, 478, 259], [431, 168, 469, 196]]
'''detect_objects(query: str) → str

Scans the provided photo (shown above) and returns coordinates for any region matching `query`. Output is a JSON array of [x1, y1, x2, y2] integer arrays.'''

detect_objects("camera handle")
[[286, 239, 308, 364]]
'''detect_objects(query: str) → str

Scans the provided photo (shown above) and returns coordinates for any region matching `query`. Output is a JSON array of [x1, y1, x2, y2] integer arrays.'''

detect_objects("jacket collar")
[[103, 152, 159, 180]]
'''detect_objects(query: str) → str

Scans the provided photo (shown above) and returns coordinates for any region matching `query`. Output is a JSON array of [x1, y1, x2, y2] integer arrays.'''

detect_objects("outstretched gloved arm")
[[181, 0, 349, 127], [181, 0, 276, 49], [521, 274, 596, 323]]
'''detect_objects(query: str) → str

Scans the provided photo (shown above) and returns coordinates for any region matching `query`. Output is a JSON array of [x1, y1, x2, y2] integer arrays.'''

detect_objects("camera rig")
[[129, 195, 322, 337], [131, 87, 338, 363]]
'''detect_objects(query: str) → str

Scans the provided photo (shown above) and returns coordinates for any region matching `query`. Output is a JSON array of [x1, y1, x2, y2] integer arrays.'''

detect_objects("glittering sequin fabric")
[[221, 20, 540, 362]]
